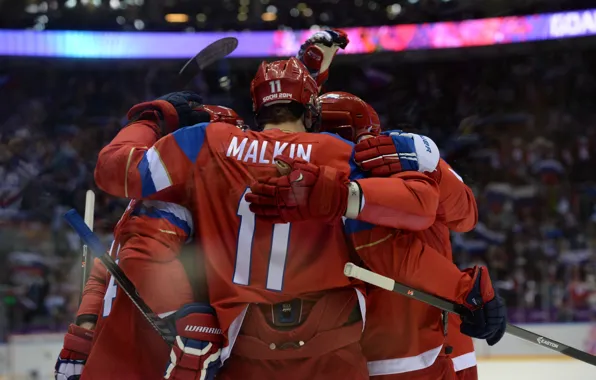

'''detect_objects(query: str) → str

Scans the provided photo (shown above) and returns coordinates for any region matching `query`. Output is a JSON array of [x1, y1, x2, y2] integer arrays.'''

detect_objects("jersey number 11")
[[233, 189, 290, 291]]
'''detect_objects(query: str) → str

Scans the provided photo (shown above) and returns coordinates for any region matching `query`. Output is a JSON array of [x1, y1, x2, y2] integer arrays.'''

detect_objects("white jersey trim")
[[367, 344, 442, 376], [220, 305, 248, 364], [355, 288, 366, 331], [452, 351, 477, 371]]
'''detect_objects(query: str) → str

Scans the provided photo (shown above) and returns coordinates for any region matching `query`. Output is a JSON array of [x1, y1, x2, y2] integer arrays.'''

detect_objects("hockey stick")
[[64, 209, 176, 345], [344, 262, 596, 366], [177, 37, 238, 88], [79, 190, 95, 305]]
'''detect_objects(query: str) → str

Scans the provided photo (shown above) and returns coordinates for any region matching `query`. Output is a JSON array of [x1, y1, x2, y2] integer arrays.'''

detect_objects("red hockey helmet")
[[198, 104, 246, 129], [318, 91, 381, 142], [250, 57, 320, 131]]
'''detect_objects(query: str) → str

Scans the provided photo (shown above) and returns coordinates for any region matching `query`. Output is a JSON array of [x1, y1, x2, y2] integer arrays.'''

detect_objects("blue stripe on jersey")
[[137, 154, 157, 197], [344, 219, 376, 235], [173, 122, 209, 163], [133, 204, 192, 237], [320, 132, 365, 181]]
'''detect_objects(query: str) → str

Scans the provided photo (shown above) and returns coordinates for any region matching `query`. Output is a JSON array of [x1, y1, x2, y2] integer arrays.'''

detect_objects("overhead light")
[[387, 3, 401, 16], [290, 8, 299, 17], [261, 12, 277, 21], [134, 19, 144, 30], [302, 7, 313, 17], [266, 5, 277, 13], [65, 0, 77, 8], [165, 13, 189, 23], [109, 0, 120, 9], [196, 13, 207, 22], [116, 16, 126, 25], [25, 4, 38, 13], [237, 13, 248, 21]]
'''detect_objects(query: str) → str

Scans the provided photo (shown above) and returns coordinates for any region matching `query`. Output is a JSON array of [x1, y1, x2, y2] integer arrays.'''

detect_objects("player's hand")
[[460, 266, 507, 346], [164, 303, 222, 380], [297, 29, 349, 88], [245, 155, 351, 223], [354, 131, 440, 177], [54, 324, 94, 380], [127, 91, 211, 136]]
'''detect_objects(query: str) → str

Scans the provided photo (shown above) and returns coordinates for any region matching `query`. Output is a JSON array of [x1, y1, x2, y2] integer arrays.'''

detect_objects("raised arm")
[[95, 92, 208, 200]]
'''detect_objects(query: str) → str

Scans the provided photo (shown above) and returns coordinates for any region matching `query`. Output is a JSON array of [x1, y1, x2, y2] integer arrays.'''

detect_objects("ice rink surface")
[[477, 357, 596, 380]]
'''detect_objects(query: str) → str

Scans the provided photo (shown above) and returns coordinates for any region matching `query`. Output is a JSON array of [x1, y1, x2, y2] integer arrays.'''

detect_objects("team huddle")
[[55, 30, 506, 380]]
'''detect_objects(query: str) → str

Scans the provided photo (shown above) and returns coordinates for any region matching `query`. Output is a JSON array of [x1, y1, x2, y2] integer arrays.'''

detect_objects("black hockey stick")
[[344, 262, 596, 366], [64, 209, 176, 345], [177, 37, 238, 88]]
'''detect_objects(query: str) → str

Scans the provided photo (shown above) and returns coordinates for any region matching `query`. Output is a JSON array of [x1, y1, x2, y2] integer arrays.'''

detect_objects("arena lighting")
[[165, 13, 189, 23], [262, 12, 277, 22], [3, 8, 596, 58]]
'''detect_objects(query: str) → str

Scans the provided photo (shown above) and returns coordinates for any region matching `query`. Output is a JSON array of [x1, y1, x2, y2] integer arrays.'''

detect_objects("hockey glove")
[[127, 91, 210, 136], [164, 303, 223, 380], [54, 324, 94, 380], [354, 131, 440, 177], [460, 266, 507, 346], [245, 155, 353, 224], [297, 29, 349, 88]]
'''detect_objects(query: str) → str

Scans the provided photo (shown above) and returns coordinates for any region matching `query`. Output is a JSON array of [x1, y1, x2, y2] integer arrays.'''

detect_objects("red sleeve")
[[95, 120, 204, 203], [76, 258, 107, 318], [435, 159, 478, 232], [112, 200, 196, 313], [355, 231, 472, 304], [354, 172, 440, 231], [95, 120, 161, 198]]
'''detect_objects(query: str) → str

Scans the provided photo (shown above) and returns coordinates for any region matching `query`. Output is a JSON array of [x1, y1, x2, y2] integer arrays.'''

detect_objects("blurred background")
[[1, 0, 596, 378]]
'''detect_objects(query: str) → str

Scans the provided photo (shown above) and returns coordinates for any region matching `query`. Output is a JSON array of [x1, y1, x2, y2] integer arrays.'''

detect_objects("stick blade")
[[178, 37, 238, 86]]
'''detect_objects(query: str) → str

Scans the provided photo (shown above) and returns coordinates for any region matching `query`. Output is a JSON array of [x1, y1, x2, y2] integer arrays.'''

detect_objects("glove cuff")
[[64, 324, 94, 356], [463, 266, 496, 310], [127, 100, 180, 136]]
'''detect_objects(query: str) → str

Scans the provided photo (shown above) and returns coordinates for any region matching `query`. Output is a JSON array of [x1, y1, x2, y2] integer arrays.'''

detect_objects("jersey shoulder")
[[171, 121, 244, 163]]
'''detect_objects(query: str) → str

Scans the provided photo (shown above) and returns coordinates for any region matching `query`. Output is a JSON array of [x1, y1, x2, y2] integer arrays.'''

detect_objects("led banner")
[[1, 8, 595, 59]]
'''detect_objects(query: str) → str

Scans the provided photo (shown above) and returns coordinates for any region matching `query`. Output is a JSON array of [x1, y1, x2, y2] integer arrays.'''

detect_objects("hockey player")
[[317, 91, 482, 379], [354, 126, 481, 379], [55, 104, 244, 380], [247, 93, 507, 379], [94, 55, 472, 379]]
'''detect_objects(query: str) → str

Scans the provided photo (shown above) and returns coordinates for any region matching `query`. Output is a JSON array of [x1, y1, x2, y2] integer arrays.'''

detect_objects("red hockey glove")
[[354, 131, 440, 177], [127, 91, 210, 136], [245, 155, 352, 224], [164, 303, 222, 380], [297, 29, 349, 88], [54, 324, 94, 380], [460, 266, 507, 346]]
